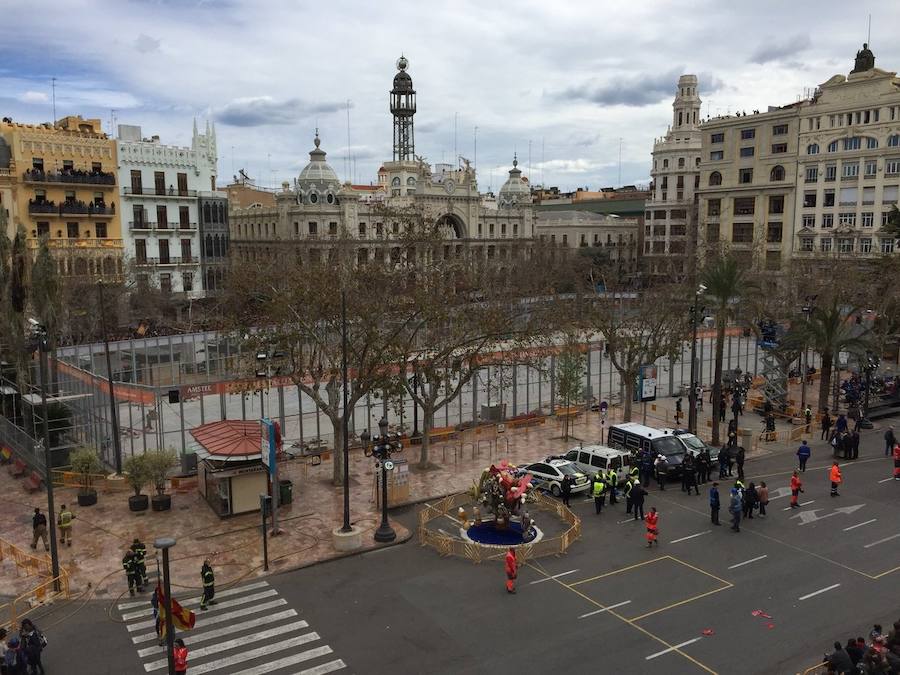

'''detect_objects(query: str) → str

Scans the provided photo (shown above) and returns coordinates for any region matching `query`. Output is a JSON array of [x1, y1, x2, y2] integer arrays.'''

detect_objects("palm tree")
[[790, 299, 871, 414], [701, 255, 747, 446]]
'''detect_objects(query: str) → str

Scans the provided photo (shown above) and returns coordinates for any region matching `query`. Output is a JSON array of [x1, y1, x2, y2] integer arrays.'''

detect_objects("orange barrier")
[[0, 537, 71, 631]]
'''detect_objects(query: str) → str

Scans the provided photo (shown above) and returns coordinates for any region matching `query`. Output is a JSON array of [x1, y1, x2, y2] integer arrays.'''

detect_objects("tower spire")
[[390, 55, 416, 161]]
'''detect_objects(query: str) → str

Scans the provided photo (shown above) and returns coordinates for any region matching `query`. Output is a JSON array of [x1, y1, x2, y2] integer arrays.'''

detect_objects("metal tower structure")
[[390, 55, 416, 161], [758, 320, 789, 410]]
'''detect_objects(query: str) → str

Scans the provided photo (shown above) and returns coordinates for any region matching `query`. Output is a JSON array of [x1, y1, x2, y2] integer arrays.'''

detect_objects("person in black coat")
[[560, 475, 572, 507], [735, 447, 746, 480], [849, 430, 860, 460], [742, 482, 758, 519], [630, 482, 646, 521]]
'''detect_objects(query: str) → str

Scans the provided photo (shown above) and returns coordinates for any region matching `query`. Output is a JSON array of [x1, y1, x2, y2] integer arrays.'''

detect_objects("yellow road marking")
[[628, 585, 732, 622], [570, 556, 667, 586]]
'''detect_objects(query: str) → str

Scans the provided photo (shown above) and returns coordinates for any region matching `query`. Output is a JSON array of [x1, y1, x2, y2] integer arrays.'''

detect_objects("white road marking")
[[530, 569, 579, 584], [296, 659, 347, 675], [645, 637, 702, 660], [799, 583, 841, 600], [184, 634, 324, 675], [126, 590, 279, 632], [669, 530, 711, 544], [578, 600, 632, 618], [767, 486, 793, 501], [617, 518, 634, 524], [864, 533, 900, 549], [843, 519, 877, 532], [783, 500, 815, 511], [130, 599, 288, 644], [728, 555, 768, 569], [878, 477, 894, 483], [229, 648, 337, 675], [120, 581, 270, 619]]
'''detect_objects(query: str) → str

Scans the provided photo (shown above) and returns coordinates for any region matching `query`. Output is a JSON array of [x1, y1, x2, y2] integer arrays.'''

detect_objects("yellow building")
[[0, 115, 124, 278]]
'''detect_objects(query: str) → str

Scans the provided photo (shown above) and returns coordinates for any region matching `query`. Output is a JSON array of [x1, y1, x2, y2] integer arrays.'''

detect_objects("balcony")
[[26, 238, 123, 251], [134, 256, 197, 267], [28, 200, 116, 217], [23, 169, 116, 186], [123, 187, 197, 198]]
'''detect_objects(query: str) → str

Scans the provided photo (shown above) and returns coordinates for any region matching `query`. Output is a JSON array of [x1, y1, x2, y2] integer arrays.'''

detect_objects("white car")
[[564, 445, 632, 486], [523, 458, 591, 497]]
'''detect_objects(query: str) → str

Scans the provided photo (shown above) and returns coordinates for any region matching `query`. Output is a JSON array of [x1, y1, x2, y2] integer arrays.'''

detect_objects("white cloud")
[[19, 90, 48, 103]]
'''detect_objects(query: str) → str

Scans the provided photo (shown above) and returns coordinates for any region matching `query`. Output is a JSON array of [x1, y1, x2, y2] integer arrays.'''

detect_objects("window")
[[562, 234, 568, 245], [653, 210, 666, 219], [707, 199, 721, 216], [770, 165, 785, 181], [671, 209, 687, 219], [867, 137, 878, 149], [803, 191, 817, 208], [182, 272, 194, 292], [160, 273, 172, 294], [881, 239, 895, 254], [805, 166, 818, 183], [95, 222, 107, 238], [489, 223, 495, 236], [661, 177, 668, 189], [678, 158, 685, 168], [308, 221, 318, 236], [740, 129, 756, 140], [884, 186, 899, 205], [734, 197, 755, 215], [772, 124, 789, 136], [822, 213, 834, 228], [839, 187, 858, 205], [740, 147, 755, 157], [862, 186, 875, 204], [135, 239, 147, 263], [159, 239, 170, 263], [772, 143, 788, 154], [802, 214, 815, 228], [862, 212, 874, 227], [66, 222, 79, 238], [825, 164, 837, 181], [36, 221, 49, 237], [769, 195, 784, 214], [885, 159, 900, 175], [888, 135, 900, 147], [177, 173, 188, 195], [838, 212, 857, 227], [865, 160, 877, 177], [800, 237, 814, 252], [766, 222, 783, 242], [663, 159, 669, 169], [838, 238, 853, 253], [130, 170, 142, 194], [711, 133, 724, 143], [154, 171, 166, 195], [860, 238, 872, 253], [133, 204, 146, 226], [375, 222, 383, 236], [706, 223, 720, 241], [732, 222, 753, 242], [842, 162, 859, 179], [739, 168, 753, 184], [807, 144, 819, 155], [329, 222, 338, 236], [824, 190, 835, 207], [156, 205, 168, 228], [179, 206, 190, 228], [181, 239, 192, 261], [309, 193, 318, 204], [358, 223, 366, 237], [844, 137, 861, 151], [827, 140, 839, 153], [392, 222, 399, 234], [820, 238, 833, 252]]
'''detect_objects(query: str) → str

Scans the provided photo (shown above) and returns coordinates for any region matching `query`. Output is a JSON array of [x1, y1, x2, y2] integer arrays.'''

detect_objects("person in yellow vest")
[[592, 474, 606, 514], [606, 468, 618, 504], [57, 504, 75, 547]]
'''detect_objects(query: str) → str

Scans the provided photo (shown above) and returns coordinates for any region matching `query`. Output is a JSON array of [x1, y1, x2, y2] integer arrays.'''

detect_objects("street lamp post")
[[800, 296, 815, 412], [340, 290, 352, 534], [97, 281, 123, 474], [372, 416, 397, 543], [35, 329, 61, 591], [154, 537, 177, 675], [687, 284, 706, 435]]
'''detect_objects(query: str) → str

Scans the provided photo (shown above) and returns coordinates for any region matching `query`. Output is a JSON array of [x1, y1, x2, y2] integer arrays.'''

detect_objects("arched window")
[[770, 165, 785, 181], [326, 193, 335, 204], [866, 137, 878, 149], [205, 234, 213, 257], [827, 140, 839, 153], [218, 203, 225, 222], [391, 177, 401, 187], [678, 157, 685, 168], [309, 192, 318, 204], [888, 135, 900, 147], [203, 203, 211, 222], [695, 157, 701, 167], [663, 159, 669, 169], [709, 171, 722, 186], [807, 143, 819, 155]]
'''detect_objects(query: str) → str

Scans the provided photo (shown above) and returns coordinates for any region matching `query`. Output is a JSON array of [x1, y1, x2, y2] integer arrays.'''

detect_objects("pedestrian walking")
[[56, 505, 74, 547], [19, 619, 44, 675], [797, 440, 811, 472], [684, 456, 700, 495], [728, 488, 742, 532], [645, 507, 659, 547], [718, 394, 726, 422], [757, 481, 769, 517], [199, 559, 216, 610], [592, 474, 606, 514], [743, 482, 758, 519], [849, 430, 860, 460], [624, 476, 634, 514], [731, 395, 742, 421], [790, 470, 803, 508], [560, 475, 572, 508], [631, 482, 646, 521], [735, 446, 746, 481], [893, 443, 900, 481], [123, 550, 140, 597], [885, 426, 896, 457], [174, 638, 188, 675], [718, 446, 729, 479], [680, 454, 693, 492], [821, 410, 832, 441], [654, 454, 668, 490], [607, 467, 618, 504], [504, 547, 517, 594], [131, 538, 148, 592], [30, 509, 48, 552], [830, 461, 842, 497], [640, 450, 654, 487], [709, 482, 721, 525], [835, 413, 848, 435], [697, 449, 710, 485]]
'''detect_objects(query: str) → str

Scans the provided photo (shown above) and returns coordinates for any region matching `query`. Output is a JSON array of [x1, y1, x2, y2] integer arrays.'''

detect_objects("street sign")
[[634, 364, 658, 402], [260, 418, 277, 478]]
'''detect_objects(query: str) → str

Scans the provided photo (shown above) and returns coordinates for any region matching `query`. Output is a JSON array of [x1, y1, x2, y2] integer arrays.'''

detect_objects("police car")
[[523, 457, 591, 497]]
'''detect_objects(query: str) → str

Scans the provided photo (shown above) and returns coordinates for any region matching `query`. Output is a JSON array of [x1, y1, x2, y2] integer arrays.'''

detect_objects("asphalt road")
[[43, 417, 900, 675]]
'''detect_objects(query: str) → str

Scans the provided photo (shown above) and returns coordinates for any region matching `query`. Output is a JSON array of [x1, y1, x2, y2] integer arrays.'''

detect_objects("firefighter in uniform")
[[123, 549, 140, 596], [623, 476, 634, 514], [130, 538, 148, 592], [607, 467, 618, 504], [592, 474, 606, 514], [200, 558, 217, 610], [57, 505, 75, 546]]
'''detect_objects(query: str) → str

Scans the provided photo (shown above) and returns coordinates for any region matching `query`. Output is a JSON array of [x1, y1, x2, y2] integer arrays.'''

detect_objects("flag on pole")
[[155, 585, 196, 639]]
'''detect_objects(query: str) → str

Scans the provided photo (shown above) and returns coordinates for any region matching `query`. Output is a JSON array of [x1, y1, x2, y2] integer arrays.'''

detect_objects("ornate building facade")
[[229, 57, 535, 266]]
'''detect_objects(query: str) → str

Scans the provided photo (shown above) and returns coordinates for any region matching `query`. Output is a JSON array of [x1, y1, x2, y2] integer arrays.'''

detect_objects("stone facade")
[[534, 209, 639, 275]]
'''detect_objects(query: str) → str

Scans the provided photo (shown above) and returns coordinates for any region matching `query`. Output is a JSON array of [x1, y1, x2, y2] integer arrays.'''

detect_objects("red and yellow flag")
[[155, 585, 196, 638]]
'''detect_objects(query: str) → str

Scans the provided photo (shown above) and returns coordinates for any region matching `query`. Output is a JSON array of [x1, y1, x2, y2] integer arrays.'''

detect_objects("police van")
[[563, 445, 632, 486], [606, 422, 687, 476]]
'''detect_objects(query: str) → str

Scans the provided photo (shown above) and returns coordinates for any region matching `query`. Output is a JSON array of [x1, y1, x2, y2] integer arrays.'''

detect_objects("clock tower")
[[390, 55, 416, 161]]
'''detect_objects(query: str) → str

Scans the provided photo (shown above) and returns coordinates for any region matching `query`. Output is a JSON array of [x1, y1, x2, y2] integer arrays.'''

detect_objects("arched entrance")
[[436, 213, 467, 240]]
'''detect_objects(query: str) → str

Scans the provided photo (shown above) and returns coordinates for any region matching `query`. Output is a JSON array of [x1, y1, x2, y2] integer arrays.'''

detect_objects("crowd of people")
[[1, 619, 47, 674], [824, 620, 900, 674]]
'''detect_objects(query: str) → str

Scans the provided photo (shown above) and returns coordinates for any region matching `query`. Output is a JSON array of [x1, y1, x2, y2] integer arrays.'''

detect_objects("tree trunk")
[[331, 415, 344, 487], [623, 376, 634, 421], [818, 352, 833, 414], [711, 321, 725, 446], [418, 407, 434, 469]]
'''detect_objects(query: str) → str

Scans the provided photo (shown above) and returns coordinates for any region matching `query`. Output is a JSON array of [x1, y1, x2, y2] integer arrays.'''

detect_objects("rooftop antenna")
[[51, 77, 57, 126], [867, 14, 871, 44]]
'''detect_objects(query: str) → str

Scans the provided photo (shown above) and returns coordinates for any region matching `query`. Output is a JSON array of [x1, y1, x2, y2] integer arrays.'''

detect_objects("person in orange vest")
[[893, 443, 900, 481], [829, 461, 842, 497], [174, 638, 188, 675], [790, 470, 803, 508], [504, 547, 517, 594], [645, 507, 659, 547]]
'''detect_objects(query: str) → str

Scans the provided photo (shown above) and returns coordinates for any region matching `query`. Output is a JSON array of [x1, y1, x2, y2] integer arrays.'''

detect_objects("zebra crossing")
[[117, 579, 347, 674]]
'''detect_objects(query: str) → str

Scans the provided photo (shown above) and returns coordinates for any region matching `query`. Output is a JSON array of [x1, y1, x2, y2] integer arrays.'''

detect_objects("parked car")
[[606, 422, 687, 477], [667, 428, 720, 463], [563, 445, 632, 486], [523, 458, 591, 497]]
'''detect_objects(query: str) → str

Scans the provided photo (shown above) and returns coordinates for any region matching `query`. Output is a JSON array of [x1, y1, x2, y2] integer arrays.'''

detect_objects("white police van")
[[563, 445, 632, 486]]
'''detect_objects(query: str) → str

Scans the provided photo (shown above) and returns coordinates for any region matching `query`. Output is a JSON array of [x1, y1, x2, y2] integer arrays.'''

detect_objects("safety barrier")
[[0, 537, 55, 577], [417, 491, 581, 563], [0, 570, 70, 632]]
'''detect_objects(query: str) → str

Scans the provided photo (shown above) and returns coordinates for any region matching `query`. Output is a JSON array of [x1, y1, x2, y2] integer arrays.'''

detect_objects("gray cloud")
[[749, 34, 811, 65], [214, 96, 347, 127], [559, 68, 685, 107], [135, 33, 160, 53]]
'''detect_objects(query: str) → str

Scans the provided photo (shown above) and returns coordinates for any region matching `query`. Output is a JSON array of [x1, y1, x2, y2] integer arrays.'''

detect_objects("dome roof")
[[392, 55, 414, 92], [298, 132, 339, 188], [498, 155, 530, 206]]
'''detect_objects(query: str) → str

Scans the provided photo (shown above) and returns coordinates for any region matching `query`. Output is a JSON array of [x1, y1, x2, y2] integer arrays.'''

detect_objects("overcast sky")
[[2, 0, 899, 192]]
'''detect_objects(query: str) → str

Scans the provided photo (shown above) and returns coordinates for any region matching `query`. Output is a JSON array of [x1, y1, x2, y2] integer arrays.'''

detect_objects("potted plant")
[[124, 454, 152, 512], [147, 448, 178, 512], [70, 446, 102, 507]]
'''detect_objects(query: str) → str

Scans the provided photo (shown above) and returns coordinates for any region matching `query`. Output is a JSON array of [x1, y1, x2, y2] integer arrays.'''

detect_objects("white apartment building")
[[117, 121, 218, 298]]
